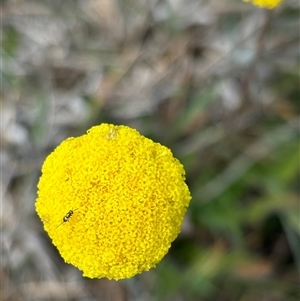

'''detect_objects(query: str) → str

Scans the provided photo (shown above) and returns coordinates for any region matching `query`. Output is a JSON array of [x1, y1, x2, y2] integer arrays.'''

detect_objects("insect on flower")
[[56, 209, 78, 229], [36, 124, 191, 279]]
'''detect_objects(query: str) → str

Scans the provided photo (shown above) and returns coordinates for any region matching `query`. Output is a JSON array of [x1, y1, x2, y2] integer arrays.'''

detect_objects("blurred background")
[[1, 0, 299, 300]]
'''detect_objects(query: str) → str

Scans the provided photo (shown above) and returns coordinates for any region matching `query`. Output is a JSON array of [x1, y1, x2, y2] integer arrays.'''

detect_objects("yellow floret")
[[243, 0, 283, 9], [35, 124, 191, 280]]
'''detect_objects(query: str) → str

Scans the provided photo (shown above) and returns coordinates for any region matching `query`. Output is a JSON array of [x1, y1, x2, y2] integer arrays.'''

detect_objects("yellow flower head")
[[243, 0, 283, 9], [36, 124, 191, 280]]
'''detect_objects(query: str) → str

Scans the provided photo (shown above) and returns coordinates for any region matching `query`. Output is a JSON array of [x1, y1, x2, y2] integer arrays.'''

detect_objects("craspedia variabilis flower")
[[36, 124, 191, 280], [243, 0, 283, 9]]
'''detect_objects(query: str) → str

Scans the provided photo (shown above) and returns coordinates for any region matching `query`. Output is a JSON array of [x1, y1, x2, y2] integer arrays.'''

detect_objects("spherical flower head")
[[36, 124, 191, 280], [243, 0, 283, 9]]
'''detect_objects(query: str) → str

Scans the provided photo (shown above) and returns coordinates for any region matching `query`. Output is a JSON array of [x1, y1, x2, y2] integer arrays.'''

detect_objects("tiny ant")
[[56, 208, 78, 229]]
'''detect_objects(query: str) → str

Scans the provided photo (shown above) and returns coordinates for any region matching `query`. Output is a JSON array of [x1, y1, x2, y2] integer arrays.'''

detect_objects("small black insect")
[[56, 209, 77, 229]]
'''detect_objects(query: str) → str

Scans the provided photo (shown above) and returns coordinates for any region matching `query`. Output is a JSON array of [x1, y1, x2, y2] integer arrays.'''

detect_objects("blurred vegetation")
[[1, 0, 299, 301]]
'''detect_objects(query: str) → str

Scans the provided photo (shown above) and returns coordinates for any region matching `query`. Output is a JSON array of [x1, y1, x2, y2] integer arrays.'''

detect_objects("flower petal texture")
[[36, 124, 191, 280], [243, 0, 283, 9]]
